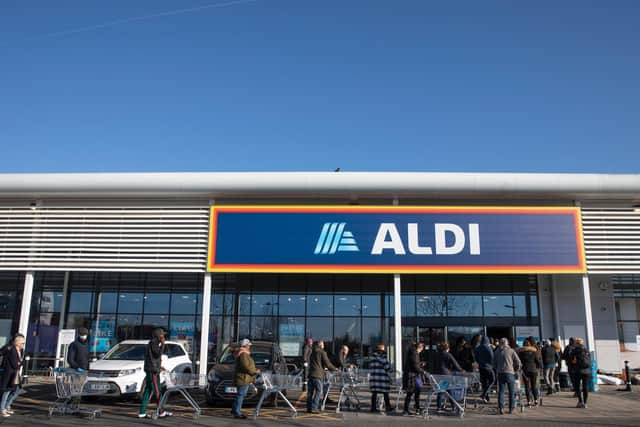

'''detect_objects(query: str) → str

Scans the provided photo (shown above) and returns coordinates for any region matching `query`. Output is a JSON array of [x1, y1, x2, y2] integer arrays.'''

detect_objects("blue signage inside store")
[[208, 207, 585, 273]]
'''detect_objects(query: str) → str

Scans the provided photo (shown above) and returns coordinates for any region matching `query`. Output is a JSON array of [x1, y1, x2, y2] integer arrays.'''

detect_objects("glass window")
[[278, 294, 306, 316], [252, 294, 277, 316], [165, 344, 186, 358], [252, 316, 277, 341], [38, 291, 64, 313], [144, 293, 171, 314], [362, 318, 382, 357], [143, 315, 169, 337], [305, 317, 332, 342], [66, 313, 92, 330], [170, 316, 196, 354], [401, 295, 416, 317], [361, 295, 381, 317], [530, 295, 539, 317], [447, 326, 484, 347], [333, 317, 361, 356], [117, 314, 142, 342], [280, 317, 306, 357], [334, 295, 362, 316], [68, 292, 93, 313], [171, 293, 198, 315], [513, 294, 527, 317], [307, 294, 333, 316], [118, 293, 144, 313], [447, 295, 482, 317], [0, 291, 17, 314], [95, 292, 118, 314], [211, 293, 234, 316], [483, 295, 514, 317], [416, 295, 447, 317], [238, 316, 251, 341], [238, 293, 252, 316], [91, 314, 116, 355]]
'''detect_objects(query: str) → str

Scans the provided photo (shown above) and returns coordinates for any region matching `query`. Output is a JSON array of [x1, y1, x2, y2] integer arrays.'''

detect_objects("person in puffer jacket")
[[541, 340, 560, 395], [474, 336, 494, 403], [138, 328, 170, 419], [518, 339, 542, 407]]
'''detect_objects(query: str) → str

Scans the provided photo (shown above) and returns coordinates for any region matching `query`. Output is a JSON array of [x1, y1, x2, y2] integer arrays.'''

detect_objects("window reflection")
[[278, 294, 306, 316], [307, 294, 333, 316], [334, 295, 362, 316], [483, 295, 514, 317], [447, 295, 482, 317], [416, 295, 447, 317], [252, 294, 277, 316]]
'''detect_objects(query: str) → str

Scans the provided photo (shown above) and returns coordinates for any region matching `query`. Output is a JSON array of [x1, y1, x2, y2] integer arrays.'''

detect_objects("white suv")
[[86, 340, 192, 398]]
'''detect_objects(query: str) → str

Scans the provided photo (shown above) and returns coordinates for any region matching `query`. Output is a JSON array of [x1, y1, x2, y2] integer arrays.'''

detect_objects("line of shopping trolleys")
[[49, 367, 541, 421]]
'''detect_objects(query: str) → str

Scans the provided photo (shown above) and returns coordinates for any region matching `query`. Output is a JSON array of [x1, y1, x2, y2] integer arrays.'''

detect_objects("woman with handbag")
[[402, 342, 425, 416], [0, 335, 25, 417]]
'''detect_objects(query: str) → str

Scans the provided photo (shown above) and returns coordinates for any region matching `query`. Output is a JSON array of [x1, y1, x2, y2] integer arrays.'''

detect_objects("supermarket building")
[[0, 172, 639, 377]]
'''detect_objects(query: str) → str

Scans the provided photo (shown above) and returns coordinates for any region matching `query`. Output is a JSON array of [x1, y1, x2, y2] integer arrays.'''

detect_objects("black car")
[[205, 341, 289, 406]]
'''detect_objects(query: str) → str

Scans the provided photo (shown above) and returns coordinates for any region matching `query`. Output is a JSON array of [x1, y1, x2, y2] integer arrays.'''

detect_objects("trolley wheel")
[[355, 404, 361, 411], [48, 409, 53, 418], [152, 413, 159, 420], [520, 405, 524, 413], [193, 413, 200, 420], [291, 412, 297, 419]]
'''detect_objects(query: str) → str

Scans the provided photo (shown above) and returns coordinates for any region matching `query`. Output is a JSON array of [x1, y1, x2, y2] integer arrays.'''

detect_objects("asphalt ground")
[[1, 378, 639, 427]]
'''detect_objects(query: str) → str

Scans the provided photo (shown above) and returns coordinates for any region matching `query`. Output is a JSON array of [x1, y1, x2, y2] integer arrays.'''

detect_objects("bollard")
[[624, 360, 632, 392]]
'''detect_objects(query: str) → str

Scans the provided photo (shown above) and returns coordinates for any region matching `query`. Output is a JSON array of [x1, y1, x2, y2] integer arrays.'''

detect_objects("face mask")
[[79, 335, 88, 341]]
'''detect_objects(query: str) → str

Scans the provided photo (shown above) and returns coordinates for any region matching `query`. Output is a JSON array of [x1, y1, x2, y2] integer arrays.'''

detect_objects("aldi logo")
[[314, 222, 360, 254]]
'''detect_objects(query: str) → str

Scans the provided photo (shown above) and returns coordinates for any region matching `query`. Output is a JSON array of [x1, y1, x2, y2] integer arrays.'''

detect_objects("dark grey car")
[[205, 341, 289, 406]]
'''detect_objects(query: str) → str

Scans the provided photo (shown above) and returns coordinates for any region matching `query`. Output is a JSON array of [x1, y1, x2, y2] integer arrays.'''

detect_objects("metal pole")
[[392, 198, 403, 378], [55, 272, 70, 368], [624, 360, 632, 392], [582, 275, 596, 352], [18, 272, 35, 340], [199, 273, 212, 386]]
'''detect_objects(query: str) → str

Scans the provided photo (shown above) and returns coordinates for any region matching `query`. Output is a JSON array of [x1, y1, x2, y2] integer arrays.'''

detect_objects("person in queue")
[[542, 340, 560, 395], [231, 339, 259, 419], [67, 327, 90, 372], [433, 342, 463, 411], [307, 340, 337, 414], [0, 334, 25, 417], [138, 328, 171, 419], [551, 338, 563, 393], [518, 339, 542, 407], [337, 345, 352, 370], [563, 337, 577, 396], [402, 341, 425, 416], [302, 337, 313, 392], [493, 338, 521, 415], [451, 337, 475, 372], [474, 335, 495, 404], [569, 338, 592, 409], [368, 343, 394, 414]]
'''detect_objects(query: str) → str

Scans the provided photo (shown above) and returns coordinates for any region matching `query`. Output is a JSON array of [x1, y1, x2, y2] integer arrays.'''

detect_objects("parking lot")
[[1, 377, 639, 427]]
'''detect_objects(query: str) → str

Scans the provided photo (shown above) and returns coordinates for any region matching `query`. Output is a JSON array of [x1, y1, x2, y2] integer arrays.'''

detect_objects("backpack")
[[0, 343, 10, 368], [572, 347, 591, 370]]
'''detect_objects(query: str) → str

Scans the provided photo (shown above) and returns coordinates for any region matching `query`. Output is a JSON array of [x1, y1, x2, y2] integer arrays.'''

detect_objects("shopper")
[[138, 328, 171, 419], [337, 345, 352, 370], [433, 342, 463, 411], [231, 339, 259, 419], [307, 340, 337, 414], [563, 337, 577, 394], [551, 339, 562, 392], [569, 338, 592, 408], [402, 342, 425, 416], [369, 344, 394, 414], [493, 338, 522, 415], [67, 327, 90, 371], [542, 340, 559, 395], [518, 339, 542, 407], [451, 337, 475, 372], [302, 337, 313, 391], [0, 335, 25, 417], [474, 335, 495, 403]]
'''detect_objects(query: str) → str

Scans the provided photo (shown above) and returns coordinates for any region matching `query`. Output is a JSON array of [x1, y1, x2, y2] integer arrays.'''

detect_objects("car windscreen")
[[103, 344, 146, 361], [219, 347, 272, 367]]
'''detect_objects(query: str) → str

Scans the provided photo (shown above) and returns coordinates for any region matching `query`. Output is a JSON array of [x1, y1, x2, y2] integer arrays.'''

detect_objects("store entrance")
[[417, 327, 445, 372], [486, 326, 513, 342]]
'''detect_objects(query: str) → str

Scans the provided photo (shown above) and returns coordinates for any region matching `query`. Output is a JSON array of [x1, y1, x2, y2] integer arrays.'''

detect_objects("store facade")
[[0, 172, 638, 375]]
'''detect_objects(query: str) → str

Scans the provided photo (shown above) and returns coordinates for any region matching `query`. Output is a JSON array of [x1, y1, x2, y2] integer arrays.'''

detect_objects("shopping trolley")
[[322, 369, 370, 413], [48, 368, 103, 420], [424, 374, 468, 419], [153, 372, 204, 420], [253, 372, 302, 419], [453, 371, 484, 408]]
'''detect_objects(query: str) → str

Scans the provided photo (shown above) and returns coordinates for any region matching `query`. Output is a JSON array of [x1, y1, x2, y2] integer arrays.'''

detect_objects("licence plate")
[[224, 387, 237, 394], [88, 383, 111, 392]]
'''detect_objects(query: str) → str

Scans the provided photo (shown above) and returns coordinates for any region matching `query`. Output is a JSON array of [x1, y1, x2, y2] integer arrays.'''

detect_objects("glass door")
[[417, 327, 445, 372]]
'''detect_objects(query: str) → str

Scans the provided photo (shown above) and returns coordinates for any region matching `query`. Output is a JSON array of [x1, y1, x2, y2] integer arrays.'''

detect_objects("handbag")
[[415, 374, 424, 390]]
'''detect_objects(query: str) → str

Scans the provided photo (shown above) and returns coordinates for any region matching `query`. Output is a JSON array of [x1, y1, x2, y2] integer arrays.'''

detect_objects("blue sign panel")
[[208, 206, 586, 274]]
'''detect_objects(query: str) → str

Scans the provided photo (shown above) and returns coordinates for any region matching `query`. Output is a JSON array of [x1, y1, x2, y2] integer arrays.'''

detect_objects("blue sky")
[[1, 0, 638, 173]]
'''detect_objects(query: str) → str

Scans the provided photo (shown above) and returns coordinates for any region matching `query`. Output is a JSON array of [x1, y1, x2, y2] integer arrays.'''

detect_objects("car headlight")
[[207, 372, 222, 383], [119, 368, 141, 377]]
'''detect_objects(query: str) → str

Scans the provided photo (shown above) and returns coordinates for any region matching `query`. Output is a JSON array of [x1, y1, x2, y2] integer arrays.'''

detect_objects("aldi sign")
[[207, 206, 586, 274]]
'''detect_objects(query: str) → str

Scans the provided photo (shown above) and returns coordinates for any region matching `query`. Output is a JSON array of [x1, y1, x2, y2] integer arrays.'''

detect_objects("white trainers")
[[138, 413, 150, 419], [158, 411, 173, 418], [1, 410, 10, 418]]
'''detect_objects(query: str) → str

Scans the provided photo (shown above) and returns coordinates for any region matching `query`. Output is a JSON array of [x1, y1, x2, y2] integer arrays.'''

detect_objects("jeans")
[[307, 378, 323, 412], [497, 373, 516, 411], [574, 373, 591, 404], [403, 390, 421, 412], [231, 385, 250, 416], [0, 387, 21, 411], [139, 372, 164, 415], [543, 367, 555, 393], [522, 371, 539, 403], [370, 392, 391, 412], [479, 368, 495, 401]]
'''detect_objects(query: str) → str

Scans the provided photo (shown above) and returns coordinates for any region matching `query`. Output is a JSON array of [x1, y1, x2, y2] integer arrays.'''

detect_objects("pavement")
[[1, 377, 639, 427]]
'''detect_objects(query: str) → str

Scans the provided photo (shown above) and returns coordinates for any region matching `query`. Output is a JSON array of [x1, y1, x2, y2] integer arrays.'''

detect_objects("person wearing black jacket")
[[433, 342, 463, 411], [67, 328, 90, 371], [563, 337, 577, 394], [451, 337, 475, 372], [569, 338, 592, 408], [402, 342, 425, 416], [0, 335, 25, 417], [138, 328, 171, 419], [541, 340, 560, 395], [518, 339, 542, 406], [474, 336, 495, 403]]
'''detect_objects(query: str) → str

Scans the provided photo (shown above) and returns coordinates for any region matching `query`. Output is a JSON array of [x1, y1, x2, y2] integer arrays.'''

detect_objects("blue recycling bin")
[[589, 352, 599, 392]]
